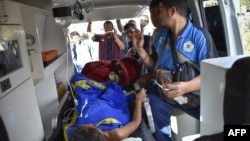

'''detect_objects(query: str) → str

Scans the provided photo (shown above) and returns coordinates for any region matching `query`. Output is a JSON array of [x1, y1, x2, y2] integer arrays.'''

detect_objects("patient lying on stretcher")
[[63, 73, 155, 141], [69, 88, 147, 141]]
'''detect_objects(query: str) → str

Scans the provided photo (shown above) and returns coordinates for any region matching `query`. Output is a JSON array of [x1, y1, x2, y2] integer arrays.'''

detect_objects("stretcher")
[[47, 91, 74, 141]]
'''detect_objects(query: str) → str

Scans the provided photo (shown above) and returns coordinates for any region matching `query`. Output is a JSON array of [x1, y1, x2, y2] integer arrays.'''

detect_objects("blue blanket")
[[64, 73, 131, 140]]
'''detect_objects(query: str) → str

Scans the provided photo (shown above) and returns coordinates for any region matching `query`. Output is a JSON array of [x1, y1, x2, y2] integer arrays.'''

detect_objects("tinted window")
[[202, 0, 227, 56]]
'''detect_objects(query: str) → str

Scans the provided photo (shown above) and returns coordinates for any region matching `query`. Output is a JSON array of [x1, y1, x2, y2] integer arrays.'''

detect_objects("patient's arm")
[[103, 88, 147, 141]]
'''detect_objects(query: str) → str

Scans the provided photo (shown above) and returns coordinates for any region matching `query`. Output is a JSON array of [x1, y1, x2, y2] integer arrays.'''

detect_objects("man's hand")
[[131, 29, 144, 52], [113, 28, 117, 35], [162, 75, 201, 98], [105, 28, 117, 35], [162, 82, 187, 98], [105, 30, 113, 35]]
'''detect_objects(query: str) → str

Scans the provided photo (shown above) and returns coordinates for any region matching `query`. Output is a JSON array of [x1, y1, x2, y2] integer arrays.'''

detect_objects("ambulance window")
[[202, 0, 227, 56], [237, 0, 250, 54]]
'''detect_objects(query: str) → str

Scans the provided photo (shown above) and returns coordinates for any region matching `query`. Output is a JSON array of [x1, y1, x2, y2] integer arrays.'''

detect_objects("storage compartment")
[[42, 49, 58, 67]]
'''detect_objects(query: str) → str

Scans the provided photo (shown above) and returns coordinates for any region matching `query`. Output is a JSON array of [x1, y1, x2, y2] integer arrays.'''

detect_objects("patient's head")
[[69, 125, 105, 141]]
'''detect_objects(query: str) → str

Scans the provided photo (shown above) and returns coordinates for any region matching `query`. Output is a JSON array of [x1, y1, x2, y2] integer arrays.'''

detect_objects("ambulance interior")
[[0, 0, 249, 141]]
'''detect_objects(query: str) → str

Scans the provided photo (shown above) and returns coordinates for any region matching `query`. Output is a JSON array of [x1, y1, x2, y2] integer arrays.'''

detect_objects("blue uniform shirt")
[[153, 20, 218, 71]]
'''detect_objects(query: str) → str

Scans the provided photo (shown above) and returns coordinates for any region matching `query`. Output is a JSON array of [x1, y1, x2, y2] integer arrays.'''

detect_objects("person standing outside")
[[140, 14, 153, 36], [121, 20, 140, 57], [123, 23, 151, 74], [132, 0, 218, 140], [70, 31, 96, 73], [120, 23, 133, 58], [87, 21, 125, 60]]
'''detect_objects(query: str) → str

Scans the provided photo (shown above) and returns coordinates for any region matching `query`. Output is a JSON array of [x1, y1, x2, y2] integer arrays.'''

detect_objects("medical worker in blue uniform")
[[131, 0, 218, 140]]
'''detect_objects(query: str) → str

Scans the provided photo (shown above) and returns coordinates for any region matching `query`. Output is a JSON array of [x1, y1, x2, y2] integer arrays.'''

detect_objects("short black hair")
[[124, 23, 137, 31], [150, 0, 160, 9], [69, 126, 106, 141], [103, 20, 113, 28], [70, 31, 80, 39], [159, 0, 188, 17], [128, 20, 136, 25]]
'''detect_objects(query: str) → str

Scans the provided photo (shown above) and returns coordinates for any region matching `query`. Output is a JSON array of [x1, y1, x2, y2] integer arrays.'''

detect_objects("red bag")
[[81, 57, 141, 87], [81, 60, 111, 82], [111, 57, 141, 87]]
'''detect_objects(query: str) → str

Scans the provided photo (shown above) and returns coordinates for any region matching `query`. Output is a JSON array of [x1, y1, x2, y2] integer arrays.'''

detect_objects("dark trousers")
[[146, 82, 200, 141]]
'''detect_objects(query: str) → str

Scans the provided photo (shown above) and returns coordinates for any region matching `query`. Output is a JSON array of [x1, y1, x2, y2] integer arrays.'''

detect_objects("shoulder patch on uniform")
[[183, 41, 194, 52]]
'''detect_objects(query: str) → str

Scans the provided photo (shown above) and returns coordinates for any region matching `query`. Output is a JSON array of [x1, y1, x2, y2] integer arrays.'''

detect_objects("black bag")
[[156, 62, 200, 109], [164, 31, 200, 110], [153, 31, 200, 109], [172, 62, 200, 109]]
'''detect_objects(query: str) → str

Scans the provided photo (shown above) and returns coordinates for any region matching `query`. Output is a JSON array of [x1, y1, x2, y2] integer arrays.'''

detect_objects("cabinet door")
[[35, 73, 59, 137], [0, 78, 44, 141]]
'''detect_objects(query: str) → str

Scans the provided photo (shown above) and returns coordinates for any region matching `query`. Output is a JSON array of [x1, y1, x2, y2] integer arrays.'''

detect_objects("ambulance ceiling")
[[11, 0, 52, 10], [10, 0, 151, 22]]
